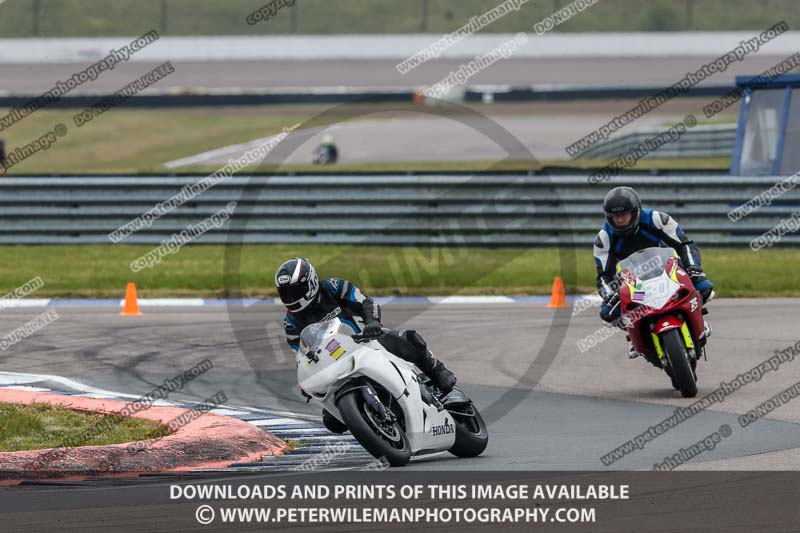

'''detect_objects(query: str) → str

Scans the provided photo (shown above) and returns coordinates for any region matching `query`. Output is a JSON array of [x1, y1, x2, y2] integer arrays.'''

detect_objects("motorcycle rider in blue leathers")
[[593, 187, 714, 360]]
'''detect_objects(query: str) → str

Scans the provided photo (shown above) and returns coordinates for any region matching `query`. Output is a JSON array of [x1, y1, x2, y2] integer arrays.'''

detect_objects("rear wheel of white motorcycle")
[[337, 390, 411, 467], [447, 403, 489, 458], [662, 329, 697, 398]]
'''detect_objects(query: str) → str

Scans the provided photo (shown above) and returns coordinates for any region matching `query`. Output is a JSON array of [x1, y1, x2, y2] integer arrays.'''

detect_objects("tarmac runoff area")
[[0, 56, 788, 93], [0, 298, 799, 471]]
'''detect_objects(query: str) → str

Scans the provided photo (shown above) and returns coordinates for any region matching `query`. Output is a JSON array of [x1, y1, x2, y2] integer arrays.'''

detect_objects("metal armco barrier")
[[577, 125, 737, 160], [1, 175, 798, 246]]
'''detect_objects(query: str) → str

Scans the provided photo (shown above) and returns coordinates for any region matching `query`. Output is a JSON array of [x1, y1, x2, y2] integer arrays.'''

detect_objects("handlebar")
[[352, 332, 384, 344]]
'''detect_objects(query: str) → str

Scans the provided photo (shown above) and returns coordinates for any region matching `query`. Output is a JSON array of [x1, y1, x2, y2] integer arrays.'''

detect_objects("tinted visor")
[[277, 283, 308, 309]]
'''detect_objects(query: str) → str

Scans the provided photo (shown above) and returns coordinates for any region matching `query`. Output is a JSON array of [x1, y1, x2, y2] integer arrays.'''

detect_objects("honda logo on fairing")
[[431, 419, 454, 436]]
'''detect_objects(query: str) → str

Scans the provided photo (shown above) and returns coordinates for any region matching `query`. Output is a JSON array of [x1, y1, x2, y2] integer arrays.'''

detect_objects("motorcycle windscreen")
[[617, 247, 677, 280], [299, 318, 338, 355]]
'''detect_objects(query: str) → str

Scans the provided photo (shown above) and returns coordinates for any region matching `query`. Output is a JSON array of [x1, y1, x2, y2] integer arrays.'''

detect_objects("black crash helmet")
[[603, 186, 641, 236], [274, 257, 320, 311]]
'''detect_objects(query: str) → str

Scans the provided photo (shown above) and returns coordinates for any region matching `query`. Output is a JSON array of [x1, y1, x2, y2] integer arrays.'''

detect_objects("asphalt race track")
[[164, 112, 688, 166], [0, 56, 789, 94], [1, 299, 799, 472], [2, 299, 800, 530]]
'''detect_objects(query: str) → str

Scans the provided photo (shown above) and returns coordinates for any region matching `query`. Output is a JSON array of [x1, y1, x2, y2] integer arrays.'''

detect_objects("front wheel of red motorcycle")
[[662, 329, 698, 398]]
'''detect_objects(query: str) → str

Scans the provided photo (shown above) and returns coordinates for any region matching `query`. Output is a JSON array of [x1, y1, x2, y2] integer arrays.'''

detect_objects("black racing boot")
[[419, 351, 457, 394], [322, 409, 347, 434]]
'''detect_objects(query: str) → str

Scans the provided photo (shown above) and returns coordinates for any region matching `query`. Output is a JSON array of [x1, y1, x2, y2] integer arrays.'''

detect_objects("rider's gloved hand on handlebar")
[[361, 322, 384, 339], [603, 292, 619, 308], [599, 292, 621, 324]]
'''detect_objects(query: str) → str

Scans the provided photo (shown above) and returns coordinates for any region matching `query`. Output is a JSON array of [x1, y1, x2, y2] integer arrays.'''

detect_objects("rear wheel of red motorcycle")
[[662, 329, 697, 398]]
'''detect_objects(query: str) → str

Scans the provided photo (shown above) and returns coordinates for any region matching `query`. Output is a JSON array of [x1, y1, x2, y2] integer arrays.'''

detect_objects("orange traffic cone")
[[546, 277, 567, 308], [120, 282, 142, 316]]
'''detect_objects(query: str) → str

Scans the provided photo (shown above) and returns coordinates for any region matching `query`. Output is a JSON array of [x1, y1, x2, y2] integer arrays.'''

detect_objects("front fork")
[[336, 379, 395, 424], [651, 321, 696, 362]]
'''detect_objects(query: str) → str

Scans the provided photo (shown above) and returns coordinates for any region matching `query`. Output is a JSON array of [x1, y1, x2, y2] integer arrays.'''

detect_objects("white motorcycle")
[[296, 318, 488, 467]]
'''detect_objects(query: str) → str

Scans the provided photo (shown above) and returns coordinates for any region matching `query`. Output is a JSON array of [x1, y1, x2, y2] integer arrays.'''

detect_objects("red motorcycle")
[[616, 247, 707, 398]]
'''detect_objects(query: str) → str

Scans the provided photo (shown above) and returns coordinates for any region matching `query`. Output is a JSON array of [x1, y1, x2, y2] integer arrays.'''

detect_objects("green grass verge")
[[0, 245, 796, 299], [1, 107, 319, 174], [0, 402, 171, 452], [0, 106, 731, 175]]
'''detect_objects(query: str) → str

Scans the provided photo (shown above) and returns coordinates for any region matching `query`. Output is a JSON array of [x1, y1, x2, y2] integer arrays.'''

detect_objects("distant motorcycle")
[[296, 318, 488, 466], [312, 140, 338, 165], [616, 247, 709, 398]]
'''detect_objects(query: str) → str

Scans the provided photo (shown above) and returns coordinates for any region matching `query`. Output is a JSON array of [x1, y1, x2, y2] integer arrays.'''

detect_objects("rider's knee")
[[694, 279, 714, 303], [391, 329, 427, 363], [404, 329, 426, 350]]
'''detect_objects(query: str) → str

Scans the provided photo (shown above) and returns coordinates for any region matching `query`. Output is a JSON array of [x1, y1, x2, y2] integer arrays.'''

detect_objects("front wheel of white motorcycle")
[[337, 389, 411, 467], [447, 403, 489, 458]]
